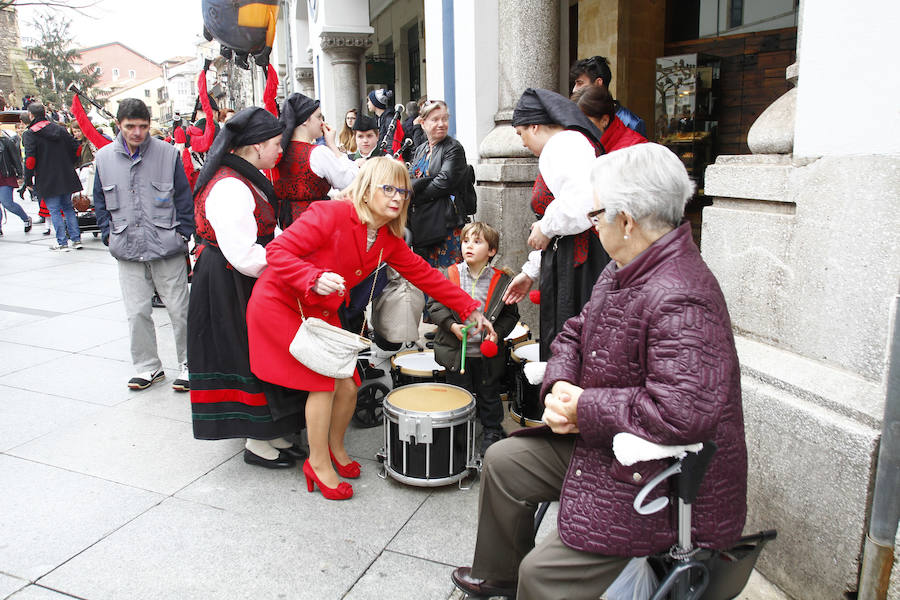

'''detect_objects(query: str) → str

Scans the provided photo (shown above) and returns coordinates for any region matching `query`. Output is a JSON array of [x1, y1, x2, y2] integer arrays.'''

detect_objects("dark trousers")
[[446, 357, 503, 430], [471, 435, 630, 600]]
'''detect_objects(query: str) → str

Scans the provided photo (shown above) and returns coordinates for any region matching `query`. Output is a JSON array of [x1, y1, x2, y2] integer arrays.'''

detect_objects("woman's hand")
[[503, 272, 534, 304], [313, 272, 346, 296], [528, 222, 551, 250], [542, 381, 583, 434]]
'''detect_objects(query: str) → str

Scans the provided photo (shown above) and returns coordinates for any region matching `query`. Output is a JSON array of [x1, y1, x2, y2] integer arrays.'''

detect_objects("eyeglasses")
[[586, 208, 606, 227], [379, 184, 411, 200]]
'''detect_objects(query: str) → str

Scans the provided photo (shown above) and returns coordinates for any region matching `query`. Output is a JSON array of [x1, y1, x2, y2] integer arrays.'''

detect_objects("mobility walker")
[[524, 439, 777, 600]]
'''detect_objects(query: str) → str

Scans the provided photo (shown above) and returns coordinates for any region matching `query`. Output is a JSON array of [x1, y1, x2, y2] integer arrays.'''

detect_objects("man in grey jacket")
[[94, 99, 194, 392]]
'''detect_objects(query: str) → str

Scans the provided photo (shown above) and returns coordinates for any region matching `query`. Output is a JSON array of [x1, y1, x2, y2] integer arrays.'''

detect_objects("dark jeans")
[[446, 357, 504, 430]]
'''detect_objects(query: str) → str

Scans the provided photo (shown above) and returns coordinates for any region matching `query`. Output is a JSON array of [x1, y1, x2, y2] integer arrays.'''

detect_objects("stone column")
[[295, 67, 315, 99], [476, 0, 559, 327], [319, 32, 371, 124]]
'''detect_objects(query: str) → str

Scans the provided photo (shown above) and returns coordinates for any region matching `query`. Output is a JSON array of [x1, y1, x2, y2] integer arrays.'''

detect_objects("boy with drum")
[[427, 222, 520, 454]]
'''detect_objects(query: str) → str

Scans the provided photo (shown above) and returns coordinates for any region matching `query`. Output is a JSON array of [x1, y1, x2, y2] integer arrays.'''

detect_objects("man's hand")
[[542, 381, 584, 434], [502, 272, 534, 304], [527, 222, 551, 250]]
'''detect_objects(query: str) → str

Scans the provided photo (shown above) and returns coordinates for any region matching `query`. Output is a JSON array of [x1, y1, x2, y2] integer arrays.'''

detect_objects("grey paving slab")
[[176, 451, 430, 554], [0, 342, 69, 377], [387, 480, 481, 568], [9, 408, 243, 495], [0, 385, 104, 452], [0, 257, 64, 276], [343, 550, 458, 600], [0, 309, 50, 330], [81, 323, 179, 369], [118, 382, 192, 423], [0, 455, 162, 581], [0, 353, 142, 407], [0, 314, 127, 353], [7, 585, 82, 599], [69, 300, 128, 323], [39, 497, 375, 600], [0, 283, 115, 314], [345, 418, 388, 462], [0, 574, 28, 598]]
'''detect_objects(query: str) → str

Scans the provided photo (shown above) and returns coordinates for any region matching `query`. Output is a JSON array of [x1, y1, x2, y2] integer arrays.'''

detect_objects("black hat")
[[512, 88, 604, 145], [352, 114, 379, 132]]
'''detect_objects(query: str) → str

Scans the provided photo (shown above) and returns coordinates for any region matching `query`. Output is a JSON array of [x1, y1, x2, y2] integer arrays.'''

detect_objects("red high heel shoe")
[[303, 460, 353, 500], [329, 448, 361, 478]]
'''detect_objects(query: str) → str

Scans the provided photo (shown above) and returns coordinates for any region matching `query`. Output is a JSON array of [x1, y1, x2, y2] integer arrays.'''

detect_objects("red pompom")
[[529, 290, 541, 304], [25, 156, 36, 170], [480, 339, 499, 358]]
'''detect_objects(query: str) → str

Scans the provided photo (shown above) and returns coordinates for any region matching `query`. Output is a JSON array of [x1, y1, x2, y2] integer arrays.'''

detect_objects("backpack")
[[455, 164, 478, 216]]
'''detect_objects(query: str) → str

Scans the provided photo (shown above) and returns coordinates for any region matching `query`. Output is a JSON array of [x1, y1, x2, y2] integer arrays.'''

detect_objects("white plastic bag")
[[603, 557, 659, 600]]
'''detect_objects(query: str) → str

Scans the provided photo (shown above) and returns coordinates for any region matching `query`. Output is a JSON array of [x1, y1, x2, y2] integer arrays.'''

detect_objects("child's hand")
[[450, 323, 465, 341]]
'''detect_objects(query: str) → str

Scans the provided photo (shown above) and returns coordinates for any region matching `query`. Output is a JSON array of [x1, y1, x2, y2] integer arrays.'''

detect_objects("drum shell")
[[390, 349, 446, 387], [510, 341, 543, 427], [382, 383, 475, 486]]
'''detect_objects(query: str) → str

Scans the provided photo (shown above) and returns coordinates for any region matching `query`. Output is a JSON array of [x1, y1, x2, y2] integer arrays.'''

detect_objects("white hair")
[[589, 143, 695, 231]]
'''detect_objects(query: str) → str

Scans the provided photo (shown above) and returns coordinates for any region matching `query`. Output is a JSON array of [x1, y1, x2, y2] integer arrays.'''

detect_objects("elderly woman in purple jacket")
[[452, 143, 747, 600]]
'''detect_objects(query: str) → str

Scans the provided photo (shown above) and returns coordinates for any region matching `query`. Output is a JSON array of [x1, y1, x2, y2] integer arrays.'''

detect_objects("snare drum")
[[381, 383, 476, 487], [391, 349, 446, 387], [504, 322, 531, 347], [510, 340, 543, 427]]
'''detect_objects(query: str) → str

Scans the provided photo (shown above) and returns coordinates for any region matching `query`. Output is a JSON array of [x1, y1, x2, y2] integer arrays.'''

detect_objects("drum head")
[[386, 383, 473, 413], [504, 322, 530, 342], [511, 340, 540, 363], [391, 349, 445, 376]]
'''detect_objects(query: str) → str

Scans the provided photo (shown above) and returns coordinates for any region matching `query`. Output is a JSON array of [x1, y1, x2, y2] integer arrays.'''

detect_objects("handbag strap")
[[297, 248, 384, 338]]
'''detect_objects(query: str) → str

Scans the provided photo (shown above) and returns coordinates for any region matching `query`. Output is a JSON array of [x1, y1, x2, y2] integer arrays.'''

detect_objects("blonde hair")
[[419, 99, 448, 120], [460, 221, 500, 253], [344, 157, 410, 237]]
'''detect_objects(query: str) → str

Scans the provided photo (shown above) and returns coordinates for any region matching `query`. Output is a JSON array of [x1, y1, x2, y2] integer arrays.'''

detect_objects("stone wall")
[[0, 8, 18, 97]]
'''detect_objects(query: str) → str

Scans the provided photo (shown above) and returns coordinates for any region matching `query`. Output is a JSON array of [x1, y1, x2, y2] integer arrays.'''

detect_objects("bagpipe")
[[378, 103, 407, 156], [202, 0, 279, 70]]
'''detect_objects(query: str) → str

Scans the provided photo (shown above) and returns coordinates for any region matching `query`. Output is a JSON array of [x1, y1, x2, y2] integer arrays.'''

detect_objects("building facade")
[[260, 2, 898, 598], [75, 43, 161, 90]]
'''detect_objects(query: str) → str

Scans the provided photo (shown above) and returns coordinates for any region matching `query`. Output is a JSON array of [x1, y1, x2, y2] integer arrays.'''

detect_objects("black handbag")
[[408, 196, 460, 247]]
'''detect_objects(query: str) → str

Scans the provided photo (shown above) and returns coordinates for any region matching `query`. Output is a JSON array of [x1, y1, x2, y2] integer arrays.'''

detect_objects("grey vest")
[[94, 135, 183, 262]]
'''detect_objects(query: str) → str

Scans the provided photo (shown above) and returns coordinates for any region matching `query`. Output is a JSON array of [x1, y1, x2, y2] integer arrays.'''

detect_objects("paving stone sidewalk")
[[0, 209, 787, 600]]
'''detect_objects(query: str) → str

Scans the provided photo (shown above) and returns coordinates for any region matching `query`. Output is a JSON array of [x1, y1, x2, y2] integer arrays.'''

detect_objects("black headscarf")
[[194, 106, 284, 199], [279, 92, 319, 151], [512, 88, 604, 146]]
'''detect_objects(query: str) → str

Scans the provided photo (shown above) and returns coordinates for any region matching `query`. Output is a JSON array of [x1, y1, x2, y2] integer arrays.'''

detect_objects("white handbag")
[[288, 250, 381, 379]]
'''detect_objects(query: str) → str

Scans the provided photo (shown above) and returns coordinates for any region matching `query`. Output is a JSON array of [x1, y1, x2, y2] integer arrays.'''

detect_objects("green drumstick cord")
[[460, 324, 471, 374]]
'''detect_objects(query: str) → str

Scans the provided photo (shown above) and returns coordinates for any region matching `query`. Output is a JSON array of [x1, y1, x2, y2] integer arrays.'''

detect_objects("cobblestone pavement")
[[0, 204, 784, 600]]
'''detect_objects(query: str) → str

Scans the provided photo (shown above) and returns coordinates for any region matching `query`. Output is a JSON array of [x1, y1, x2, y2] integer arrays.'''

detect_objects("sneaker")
[[48, 243, 70, 252], [43, 227, 51, 236], [172, 364, 189, 392], [24, 217, 32, 233], [72, 240, 83, 250], [480, 428, 505, 455], [128, 368, 165, 390]]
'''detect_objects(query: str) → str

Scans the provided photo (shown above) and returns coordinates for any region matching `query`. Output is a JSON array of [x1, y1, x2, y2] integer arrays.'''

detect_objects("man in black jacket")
[[23, 103, 83, 251]]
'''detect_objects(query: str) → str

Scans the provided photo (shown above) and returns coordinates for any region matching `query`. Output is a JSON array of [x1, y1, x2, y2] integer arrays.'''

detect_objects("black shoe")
[[362, 364, 385, 379], [426, 341, 434, 349], [451, 567, 517, 599], [128, 368, 165, 390], [279, 443, 308, 461], [242, 449, 295, 469], [24, 217, 32, 233], [424, 331, 436, 340], [151, 293, 165, 308], [480, 428, 505, 455]]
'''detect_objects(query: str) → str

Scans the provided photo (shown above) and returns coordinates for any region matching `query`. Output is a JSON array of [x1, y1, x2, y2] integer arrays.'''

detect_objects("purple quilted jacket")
[[541, 222, 747, 557]]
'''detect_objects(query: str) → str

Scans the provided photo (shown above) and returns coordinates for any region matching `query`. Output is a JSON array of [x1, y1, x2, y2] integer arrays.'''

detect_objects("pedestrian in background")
[[93, 98, 194, 392], [0, 127, 32, 235], [22, 102, 82, 251]]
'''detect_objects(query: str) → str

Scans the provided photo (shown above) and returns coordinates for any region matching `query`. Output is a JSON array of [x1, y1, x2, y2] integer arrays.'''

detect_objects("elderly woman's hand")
[[313, 272, 346, 296], [528, 222, 551, 251], [503, 272, 534, 304], [464, 310, 496, 340], [542, 381, 583, 434]]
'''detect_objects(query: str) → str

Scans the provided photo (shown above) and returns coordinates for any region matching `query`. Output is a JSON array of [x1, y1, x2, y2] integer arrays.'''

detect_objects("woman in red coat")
[[247, 157, 494, 500], [572, 84, 648, 152]]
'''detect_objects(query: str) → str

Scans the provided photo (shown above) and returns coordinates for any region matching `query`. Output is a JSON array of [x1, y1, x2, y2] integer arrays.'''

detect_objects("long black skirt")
[[188, 245, 306, 440], [538, 234, 610, 361]]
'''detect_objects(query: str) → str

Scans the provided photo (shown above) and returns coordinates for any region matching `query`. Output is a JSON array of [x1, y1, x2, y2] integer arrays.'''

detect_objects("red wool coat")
[[247, 199, 479, 391]]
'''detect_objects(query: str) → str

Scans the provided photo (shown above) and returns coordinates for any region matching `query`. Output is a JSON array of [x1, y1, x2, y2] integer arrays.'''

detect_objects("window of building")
[[129, 69, 136, 79], [144, 89, 151, 98], [730, 0, 744, 28], [112, 68, 119, 81]]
